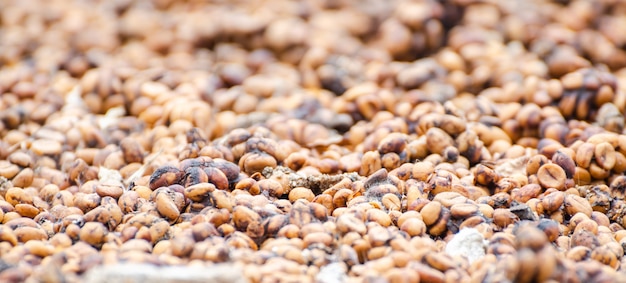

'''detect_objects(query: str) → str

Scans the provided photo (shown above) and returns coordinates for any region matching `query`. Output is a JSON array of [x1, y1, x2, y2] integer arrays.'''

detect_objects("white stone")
[[444, 228, 487, 264]]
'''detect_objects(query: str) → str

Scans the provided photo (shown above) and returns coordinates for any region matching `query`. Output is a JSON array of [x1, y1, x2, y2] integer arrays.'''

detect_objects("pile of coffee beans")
[[2, 0, 626, 282]]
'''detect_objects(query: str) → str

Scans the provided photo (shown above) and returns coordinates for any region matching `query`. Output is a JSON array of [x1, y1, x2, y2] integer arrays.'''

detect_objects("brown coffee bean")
[[255, 179, 285, 198], [14, 226, 48, 242], [612, 152, 626, 175], [5, 187, 33, 206], [589, 162, 611, 180], [575, 142, 595, 168], [475, 163, 498, 186], [400, 217, 426, 237], [587, 133, 619, 147], [493, 209, 519, 229], [569, 213, 591, 232], [24, 240, 54, 258], [381, 193, 401, 212], [573, 167, 591, 186], [541, 191, 565, 214], [120, 137, 144, 164], [30, 139, 62, 156], [155, 193, 180, 221], [421, 201, 443, 227], [589, 211, 610, 228], [79, 222, 108, 247], [378, 133, 408, 155], [133, 185, 152, 200], [288, 187, 315, 203], [304, 231, 333, 248], [524, 155, 546, 176], [8, 151, 32, 168], [515, 225, 548, 252], [183, 183, 216, 203], [574, 219, 599, 236], [95, 184, 124, 199], [426, 127, 454, 155], [239, 152, 277, 175], [422, 202, 451, 236], [0, 226, 18, 246], [537, 163, 566, 190], [0, 161, 20, 179], [183, 166, 209, 187], [610, 176, 626, 200], [450, 203, 479, 220], [11, 168, 33, 188], [571, 229, 600, 249], [591, 245, 619, 269], [2, 212, 21, 224], [74, 193, 101, 213], [360, 150, 382, 177], [511, 184, 542, 204], [564, 194, 593, 217], [587, 185, 611, 214], [380, 152, 402, 171], [366, 209, 391, 227], [14, 203, 39, 218], [210, 190, 234, 211], [412, 162, 435, 182], [336, 213, 366, 235], [408, 262, 445, 283], [149, 166, 183, 190], [434, 192, 468, 209], [552, 150, 575, 179], [424, 252, 456, 272], [233, 206, 261, 232], [567, 246, 591, 261], [594, 142, 616, 170]]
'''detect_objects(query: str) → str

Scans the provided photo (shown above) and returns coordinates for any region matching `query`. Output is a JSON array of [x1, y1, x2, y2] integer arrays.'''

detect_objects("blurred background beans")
[[2, 0, 626, 281]]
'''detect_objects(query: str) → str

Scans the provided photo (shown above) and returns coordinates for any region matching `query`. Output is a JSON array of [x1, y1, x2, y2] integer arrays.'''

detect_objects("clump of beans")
[[2, 0, 626, 282]]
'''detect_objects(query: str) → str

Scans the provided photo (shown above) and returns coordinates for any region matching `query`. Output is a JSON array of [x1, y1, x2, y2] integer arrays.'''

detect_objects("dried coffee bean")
[[14, 226, 48, 242], [240, 152, 277, 175], [537, 163, 566, 190], [493, 209, 519, 229], [149, 166, 183, 190], [155, 193, 180, 221], [337, 213, 366, 235], [183, 166, 209, 187], [79, 222, 108, 247], [575, 142, 595, 169], [564, 194, 593, 217], [95, 184, 124, 199], [511, 184, 542, 204], [571, 229, 600, 249], [120, 137, 144, 164], [552, 150, 575, 178], [426, 128, 454, 155], [594, 142, 616, 170]]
